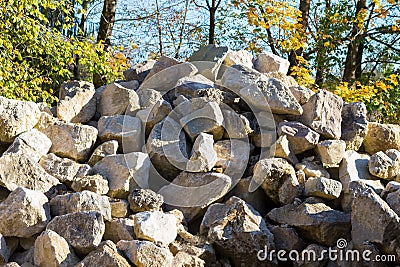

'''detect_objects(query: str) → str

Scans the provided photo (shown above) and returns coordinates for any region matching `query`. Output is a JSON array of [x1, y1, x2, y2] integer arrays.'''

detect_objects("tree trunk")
[[94, 0, 118, 88], [343, 0, 366, 82], [208, 7, 216, 44], [315, 0, 331, 86], [288, 0, 311, 71], [175, 0, 190, 58], [155, 0, 163, 56]]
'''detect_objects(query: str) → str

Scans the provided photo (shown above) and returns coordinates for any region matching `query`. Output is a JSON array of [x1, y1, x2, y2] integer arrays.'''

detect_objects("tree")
[[194, 0, 223, 44]]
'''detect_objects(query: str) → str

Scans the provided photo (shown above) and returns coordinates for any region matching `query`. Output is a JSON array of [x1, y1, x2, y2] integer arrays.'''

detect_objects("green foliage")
[[0, 0, 127, 105]]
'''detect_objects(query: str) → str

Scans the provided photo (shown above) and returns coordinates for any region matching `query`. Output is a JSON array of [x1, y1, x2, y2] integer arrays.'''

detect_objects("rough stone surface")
[[0, 187, 50, 238], [57, 80, 96, 123], [146, 119, 188, 181], [289, 86, 314, 105], [88, 140, 118, 166], [40, 120, 98, 162], [341, 102, 368, 150], [3, 129, 51, 162], [123, 60, 156, 82], [253, 158, 301, 205], [104, 218, 135, 244], [295, 160, 330, 179], [223, 50, 253, 69], [316, 139, 346, 167], [273, 135, 298, 164], [98, 115, 143, 154], [133, 211, 178, 244], [50, 191, 111, 221], [278, 121, 320, 154], [305, 177, 342, 200], [299, 90, 343, 139], [222, 108, 253, 139], [267, 199, 351, 246], [200, 196, 275, 267], [339, 150, 384, 193], [0, 97, 41, 143], [140, 62, 198, 92], [369, 149, 400, 180], [128, 189, 164, 213], [109, 198, 130, 218], [46, 211, 105, 255], [39, 153, 90, 185], [188, 44, 228, 81], [268, 224, 307, 251], [158, 172, 232, 222], [0, 154, 59, 192], [364, 122, 400, 155], [98, 82, 140, 117], [93, 152, 150, 198], [220, 65, 302, 115], [253, 52, 290, 74], [117, 240, 174, 267], [75, 240, 131, 267], [143, 56, 180, 81], [71, 174, 109, 195], [186, 133, 217, 172], [34, 229, 80, 267]]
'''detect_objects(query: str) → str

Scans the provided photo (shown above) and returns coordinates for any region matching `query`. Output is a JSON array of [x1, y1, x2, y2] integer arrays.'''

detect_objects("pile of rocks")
[[0, 45, 400, 266]]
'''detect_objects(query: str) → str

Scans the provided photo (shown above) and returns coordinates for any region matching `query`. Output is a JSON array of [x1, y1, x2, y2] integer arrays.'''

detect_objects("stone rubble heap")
[[0, 45, 399, 266]]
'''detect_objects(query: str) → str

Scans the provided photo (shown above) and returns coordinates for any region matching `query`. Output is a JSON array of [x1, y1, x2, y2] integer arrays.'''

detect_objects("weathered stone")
[[128, 188, 164, 213], [140, 61, 198, 91], [75, 240, 130, 267], [0, 97, 41, 143], [0, 187, 50, 238], [0, 234, 17, 264], [186, 133, 217, 172], [225, 177, 269, 215], [124, 60, 156, 82], [98, 115, 143, 153], [71, 174, 109, 195], [118, 80, 140, 90], [146, 119, 188, 181], [117, 240, 174, 267], [34, 229, 80, 267], [267, 199, 351, 246], [299, 90, 343, 139], [104, 218, 135, 243], [272, 135, 298, 164], [46, 211, 105, 255], [173, 252, 205, 267], [109, 198, 129, 218], [9, 247, 35, 266], [143, 56, 180, 81], [188, 44, 228, 81], [268, 224, 306, 251], [253, 158, 301, 205], [98, 83, 140, 117], [293, 244, 329, 267], [133, 211, 178, 244], [213, 140, 250, 173], [169, 237, 216, 266], [289, 86, 314, 105], [223, 50, 253, 69], [88, 140, 118, 166], [136, 98, 172, 136], [364, 122, 400, 155], [278, 121, 320, 154], [253, 52, 290, 74], [295, 160, 330, 179], [174, 74, 215, 98], [220, 65, 302, 115], [0, 154, 59, 192], [351, 186, 400, 259], [3, 129, 51, 162], [222, 109, 253, 139], [158, 172, 232, 222], [200, 196, 275, 267], [39, 153, 90, 185], [40, 120, 98, 162], [93, 152, 150, 198], [50, 191, 111, 221], [316, 140, 346, 167], [381, 181, 400, 199], [339, 150, 384, 194], [385, 189, 400, 216], [180, 102, 224, 141], [264, 71, 299, 87], [341, 102, 368, 150], [57, 81, 96, 123], [369, 149, 400, 180], [305, 177, 342, 200]]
